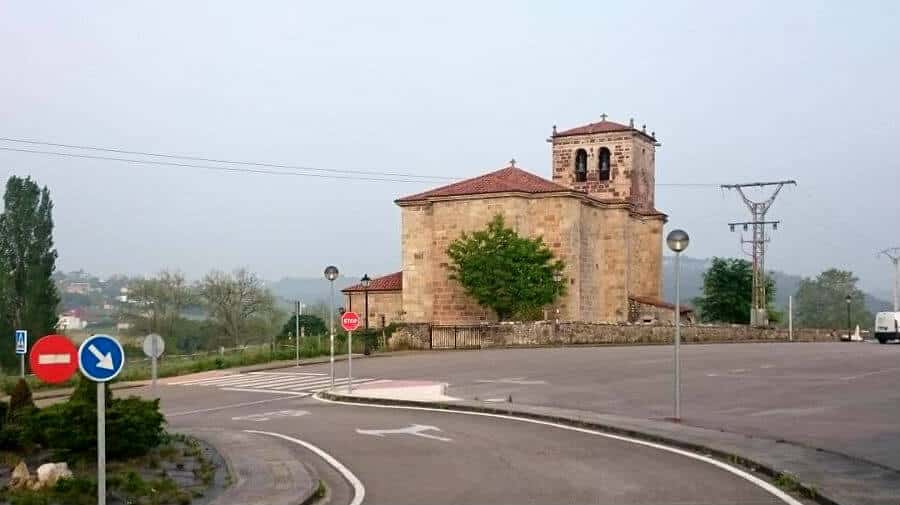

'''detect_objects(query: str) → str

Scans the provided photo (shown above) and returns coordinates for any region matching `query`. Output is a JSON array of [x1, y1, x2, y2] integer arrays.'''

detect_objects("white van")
[[874, 312, 900, 344]]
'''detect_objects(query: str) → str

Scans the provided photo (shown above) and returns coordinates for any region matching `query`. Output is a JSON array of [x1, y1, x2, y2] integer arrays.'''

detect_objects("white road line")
[[167, 374, 239, 386], [308, 378, 378, 393], [245, 430, 365, 505], [166, 396, 299, 417], [248, 371, 327, 376], [841, 367, 900, 381], [268, 377, 339, 390], [313, 396, 803, 505], [207, 375, 312, 388], [220, 388, 312, 396]]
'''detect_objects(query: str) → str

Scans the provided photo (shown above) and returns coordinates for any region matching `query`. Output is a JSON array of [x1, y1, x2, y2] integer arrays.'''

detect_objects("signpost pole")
[[788, 295, 793, 342], [97, 382, 106, 505], [348, 330, 353, 393], [151, 337, 158, 397], [295, 301, 301, 367], [20, 354, 24, 379]]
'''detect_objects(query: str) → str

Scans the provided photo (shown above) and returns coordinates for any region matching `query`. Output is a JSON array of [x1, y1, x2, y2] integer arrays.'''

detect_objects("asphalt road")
[[154, 384, 791, 505], [286, 342, 900, 470]]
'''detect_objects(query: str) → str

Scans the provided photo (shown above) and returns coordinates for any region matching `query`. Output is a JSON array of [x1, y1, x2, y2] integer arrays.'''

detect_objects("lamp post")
[[360, 274, 372, 355], [845, 294, 852, 341], [666, 229, 690, 421], [553, 271, 562, 325], [324, 265, 339, 390]]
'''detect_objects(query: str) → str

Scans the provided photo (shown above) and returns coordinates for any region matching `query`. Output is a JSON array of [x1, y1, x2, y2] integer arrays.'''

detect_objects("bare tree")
[[122, 270, 194, 337], [200, 268, 276, 347]]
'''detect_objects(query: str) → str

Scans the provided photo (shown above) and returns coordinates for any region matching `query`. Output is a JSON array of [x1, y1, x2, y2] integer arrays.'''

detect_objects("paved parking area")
[[295, 342, 900, 470]]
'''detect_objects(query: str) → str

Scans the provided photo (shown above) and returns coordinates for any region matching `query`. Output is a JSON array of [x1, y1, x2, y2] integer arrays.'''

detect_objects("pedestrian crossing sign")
[[14, 330, 27, 355]]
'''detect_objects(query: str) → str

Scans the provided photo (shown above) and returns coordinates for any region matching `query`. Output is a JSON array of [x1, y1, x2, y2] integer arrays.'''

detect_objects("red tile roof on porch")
[[395, 165, 571, 203], [342, 271, 402, 292], [630, 295, 693, 314]]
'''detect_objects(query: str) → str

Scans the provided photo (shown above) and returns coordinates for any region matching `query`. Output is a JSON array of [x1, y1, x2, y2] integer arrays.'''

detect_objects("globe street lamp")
[[666, 229, 690, 421], [324, 265, 339, 390], [360, 274, 372, 355], [845, 294, 852, 341], [553, 271, 563, 325]]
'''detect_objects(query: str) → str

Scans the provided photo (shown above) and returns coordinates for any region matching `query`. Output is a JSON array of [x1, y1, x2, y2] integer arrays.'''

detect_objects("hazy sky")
[[2, 1, 898, 297]]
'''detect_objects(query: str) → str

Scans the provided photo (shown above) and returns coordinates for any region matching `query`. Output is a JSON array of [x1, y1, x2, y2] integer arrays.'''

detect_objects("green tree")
[[794, 268, 873, 330], [280, 314, 328, 338], [120, 270, 194, 340], [446, 214, 565, 321], [692, 257, 776, 324], [0, 176, 60, 370], [200, 268, 277, 347]]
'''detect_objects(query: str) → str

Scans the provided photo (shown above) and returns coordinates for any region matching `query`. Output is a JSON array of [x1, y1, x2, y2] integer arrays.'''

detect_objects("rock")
[[36, 462, 73, 488], [8, 461, 30, 490]]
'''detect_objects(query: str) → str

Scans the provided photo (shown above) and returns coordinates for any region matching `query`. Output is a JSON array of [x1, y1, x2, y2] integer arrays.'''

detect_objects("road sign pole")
[[295, 301, 301, 367], [348, 330, 353, 393], [151, 337, 158, 397], [97, 381, 106, 505], [20, 354, 24, 379]]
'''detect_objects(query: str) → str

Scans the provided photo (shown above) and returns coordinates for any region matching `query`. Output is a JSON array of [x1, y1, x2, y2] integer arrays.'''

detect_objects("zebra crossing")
[[165, 371, 380, 396]]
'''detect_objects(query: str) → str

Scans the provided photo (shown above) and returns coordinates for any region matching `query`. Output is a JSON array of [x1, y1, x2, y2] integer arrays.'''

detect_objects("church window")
[[598, 147, 611, 181], [575, 149, 587, 182]]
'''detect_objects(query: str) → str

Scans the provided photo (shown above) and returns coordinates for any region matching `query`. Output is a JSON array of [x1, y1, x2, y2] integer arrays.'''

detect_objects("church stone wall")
[[628, 215, 665, 299], [344, 291, 403, 329], [400, 204, 434, 322]]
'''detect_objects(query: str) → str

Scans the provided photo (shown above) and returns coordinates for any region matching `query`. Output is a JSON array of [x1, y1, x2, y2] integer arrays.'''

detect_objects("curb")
[[320, 391, 838, 505]]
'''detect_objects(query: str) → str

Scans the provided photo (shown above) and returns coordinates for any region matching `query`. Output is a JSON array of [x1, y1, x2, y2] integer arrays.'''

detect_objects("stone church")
[[344, 116, 676, 326]]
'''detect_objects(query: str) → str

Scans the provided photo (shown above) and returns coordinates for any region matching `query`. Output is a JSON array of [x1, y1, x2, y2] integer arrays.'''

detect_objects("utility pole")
[[879, 247, 900, 311], [722, 180, 796, 327]]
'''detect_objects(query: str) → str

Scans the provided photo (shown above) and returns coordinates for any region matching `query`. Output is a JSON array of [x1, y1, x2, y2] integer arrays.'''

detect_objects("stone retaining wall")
[[388, 321, 840, 350]]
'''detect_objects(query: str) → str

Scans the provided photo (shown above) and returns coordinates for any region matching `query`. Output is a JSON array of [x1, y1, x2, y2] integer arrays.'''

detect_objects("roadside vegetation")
[[0, 376, 221, 504]]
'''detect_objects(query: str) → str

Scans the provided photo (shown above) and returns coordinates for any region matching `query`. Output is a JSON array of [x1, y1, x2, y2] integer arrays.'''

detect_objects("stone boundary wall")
[[388, 321, 840, 350]]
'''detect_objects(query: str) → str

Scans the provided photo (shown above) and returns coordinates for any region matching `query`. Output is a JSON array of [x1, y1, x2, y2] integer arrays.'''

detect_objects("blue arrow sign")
[[78, 334, 125, 382], [14, 330, 27, 355]]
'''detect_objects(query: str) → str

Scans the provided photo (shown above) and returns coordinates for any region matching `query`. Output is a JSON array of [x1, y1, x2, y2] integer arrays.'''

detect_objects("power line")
[[0, 147, 436, 184], [0, 136, 722, 187], [0, 136, 454, 182]]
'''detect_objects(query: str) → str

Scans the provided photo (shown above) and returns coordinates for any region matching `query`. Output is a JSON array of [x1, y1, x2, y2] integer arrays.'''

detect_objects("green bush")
[[33, 401, 96, 456], [106, 397, 165, 459], [7, 379, 34, 419], [69, 374, 112, 406]]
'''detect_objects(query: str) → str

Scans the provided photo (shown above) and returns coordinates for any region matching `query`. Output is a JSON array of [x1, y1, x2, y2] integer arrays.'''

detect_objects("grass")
[[774, 472, 801, 493]]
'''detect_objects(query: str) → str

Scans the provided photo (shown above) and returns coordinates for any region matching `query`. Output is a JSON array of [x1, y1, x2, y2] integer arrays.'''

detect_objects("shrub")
[[106, 397, 165, 459], [69, 374, 112, 406], [7, 379, 34, 419], [33, 401, 96, 456]]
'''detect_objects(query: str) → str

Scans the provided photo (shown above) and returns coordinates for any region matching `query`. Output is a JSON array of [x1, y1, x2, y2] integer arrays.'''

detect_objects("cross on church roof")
[[600, 113, 608, 121], [509, 158, 516, 167]]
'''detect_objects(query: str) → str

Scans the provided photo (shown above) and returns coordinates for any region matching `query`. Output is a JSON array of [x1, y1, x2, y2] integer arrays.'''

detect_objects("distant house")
[[58, 309, 88, 330], [65, 282, 91, 295]]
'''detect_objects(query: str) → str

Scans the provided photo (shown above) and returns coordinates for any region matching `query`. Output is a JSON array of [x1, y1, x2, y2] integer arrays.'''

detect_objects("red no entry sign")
[[29, 334, 78, 384], [341, 311, 360, 332]]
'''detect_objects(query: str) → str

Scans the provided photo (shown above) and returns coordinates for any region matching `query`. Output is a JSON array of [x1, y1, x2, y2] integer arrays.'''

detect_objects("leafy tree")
[[692, 257, 776, 324], [281, 314, 328, 338], [794, 269, 873, 329], [200, 268, 277, 347], [0, 176, 60, 370], [446, 214, 565, 321]]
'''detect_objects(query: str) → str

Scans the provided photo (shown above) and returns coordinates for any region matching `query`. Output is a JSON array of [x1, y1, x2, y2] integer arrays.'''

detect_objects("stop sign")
[[29, 334, 79, 384], [341, 311, 360, 332]]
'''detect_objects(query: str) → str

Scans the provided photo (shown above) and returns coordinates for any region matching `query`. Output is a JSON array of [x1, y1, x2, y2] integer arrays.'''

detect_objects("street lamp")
[[553, 271, 563, 324], [324, 265, 339, 390], [845, 294, 852, 341], [666, 229, 690, 421], [360, 274, 372, 355]]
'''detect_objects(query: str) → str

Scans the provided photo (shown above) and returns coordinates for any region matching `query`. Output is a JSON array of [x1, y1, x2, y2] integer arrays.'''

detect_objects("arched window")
[[574, 149, 587, 182], [598, 147, 611, 181]]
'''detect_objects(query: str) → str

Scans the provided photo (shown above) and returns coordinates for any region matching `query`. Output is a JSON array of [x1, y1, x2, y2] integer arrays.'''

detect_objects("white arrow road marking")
[[232, 409, 310, 422], [88, 344, 114, 370], [37, 354, 71, 365], [356, 424, 452, 442]]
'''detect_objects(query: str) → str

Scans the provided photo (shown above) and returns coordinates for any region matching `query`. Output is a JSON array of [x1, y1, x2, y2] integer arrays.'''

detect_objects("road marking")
[[245, 430, 364, 505], [475, 377, 548, 385], [232, 409, 309, 422], [760, 364, 775, 369], [166, 396, 300, 417], [356, 424, 453, 442], [314, 395, 803, 505], [246, 371, 327, 376], [840, 367, 900, 381], [483, 398, 506, 403], [220, 388, 311, 396]]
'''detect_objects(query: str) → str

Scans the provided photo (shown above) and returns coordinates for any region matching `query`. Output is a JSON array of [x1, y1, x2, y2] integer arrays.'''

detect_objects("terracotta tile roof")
[[396, 166, 571, 203], [630, 295, 693, 314], [553, 118, 657, 141], [342, 271, 402, 292]]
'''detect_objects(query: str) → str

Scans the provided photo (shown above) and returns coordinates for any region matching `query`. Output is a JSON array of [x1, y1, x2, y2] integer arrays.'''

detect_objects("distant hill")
[[661, 256, 891, 315], [267, 276, 357, 307]]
